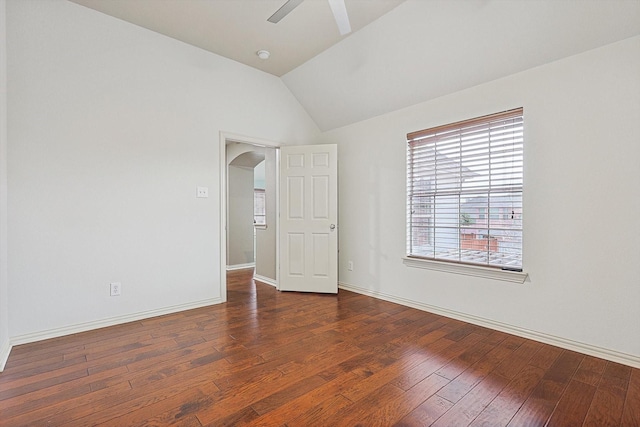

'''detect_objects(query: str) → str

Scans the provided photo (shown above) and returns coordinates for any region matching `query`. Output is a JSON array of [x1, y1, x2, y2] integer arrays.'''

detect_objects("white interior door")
[[279, 144, 338, 293]]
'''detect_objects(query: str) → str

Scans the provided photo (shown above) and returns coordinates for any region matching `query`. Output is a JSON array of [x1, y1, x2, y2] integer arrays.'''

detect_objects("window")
[[407, 108, 523, 270], [254, 189, 266, 226]]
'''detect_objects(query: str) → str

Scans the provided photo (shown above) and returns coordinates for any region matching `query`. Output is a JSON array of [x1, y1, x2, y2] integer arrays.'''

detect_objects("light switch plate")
[[196, 186, 209, 198]]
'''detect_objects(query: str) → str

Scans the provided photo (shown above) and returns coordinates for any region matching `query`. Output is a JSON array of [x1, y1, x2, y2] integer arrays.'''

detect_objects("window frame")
[[405, 108, 527, 283], [253, 188, 266, 228]]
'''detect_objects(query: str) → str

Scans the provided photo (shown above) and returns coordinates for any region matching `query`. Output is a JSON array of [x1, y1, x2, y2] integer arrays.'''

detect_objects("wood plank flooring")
[[1, 268, 638, 426]]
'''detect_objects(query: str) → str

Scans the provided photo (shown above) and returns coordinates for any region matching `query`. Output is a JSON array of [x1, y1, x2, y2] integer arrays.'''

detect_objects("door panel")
[[287, 176, 304, 219], [288, 233, 305, 276], [279, 144, 338, 293]]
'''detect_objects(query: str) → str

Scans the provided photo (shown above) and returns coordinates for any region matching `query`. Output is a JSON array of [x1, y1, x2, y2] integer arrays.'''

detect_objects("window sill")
[[402, 257, 528, 284], [254, 225, 267, 230]]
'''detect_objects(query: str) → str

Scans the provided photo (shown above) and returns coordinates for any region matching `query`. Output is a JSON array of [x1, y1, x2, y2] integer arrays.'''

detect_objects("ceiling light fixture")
[[256, 50, 270, 60]]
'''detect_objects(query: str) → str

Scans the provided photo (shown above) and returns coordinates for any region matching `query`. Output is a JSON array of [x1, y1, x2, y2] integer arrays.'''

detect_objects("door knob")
[[330, 224, 336, 230]]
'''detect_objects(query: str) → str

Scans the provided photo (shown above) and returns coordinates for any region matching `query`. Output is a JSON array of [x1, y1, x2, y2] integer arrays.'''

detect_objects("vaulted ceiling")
[[69, 0, 406, 77], [68, 0, 640, 131]]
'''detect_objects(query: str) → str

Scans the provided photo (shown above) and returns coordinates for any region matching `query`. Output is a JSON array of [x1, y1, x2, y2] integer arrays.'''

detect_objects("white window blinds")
[[407, 108, 524, 270], [254, 189, 266, 226]]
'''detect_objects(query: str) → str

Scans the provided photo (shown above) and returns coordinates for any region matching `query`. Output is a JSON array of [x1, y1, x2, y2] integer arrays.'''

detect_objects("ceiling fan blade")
[[328, 0, 351, 35], [267, 0, 304, 24]]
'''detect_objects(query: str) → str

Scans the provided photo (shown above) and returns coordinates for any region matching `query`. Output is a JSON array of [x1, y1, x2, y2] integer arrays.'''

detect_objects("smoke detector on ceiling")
[[256, 50, 271, 60]]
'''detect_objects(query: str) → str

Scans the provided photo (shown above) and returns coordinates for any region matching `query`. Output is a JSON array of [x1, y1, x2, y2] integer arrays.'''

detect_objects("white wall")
[[6, 0, 318, 340], [315, 37, 640, 365], [254, 160, 265, 190], [227, 164, 255, 267], [255, 149, 277, 282], [0, 0, 10, 370]]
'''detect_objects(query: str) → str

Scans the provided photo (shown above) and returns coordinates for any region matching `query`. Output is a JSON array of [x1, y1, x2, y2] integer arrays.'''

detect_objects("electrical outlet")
[[110, 282, 121, 297], [196, 186, 209, 198], [348, 261, 353, 271]]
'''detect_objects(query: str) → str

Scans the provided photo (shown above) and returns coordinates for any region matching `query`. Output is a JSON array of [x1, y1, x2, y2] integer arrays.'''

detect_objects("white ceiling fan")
[[268, 0, 352, 35]]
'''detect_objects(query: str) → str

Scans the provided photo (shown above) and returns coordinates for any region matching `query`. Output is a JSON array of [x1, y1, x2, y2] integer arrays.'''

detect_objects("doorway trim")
[[219, 131, 281, 301]]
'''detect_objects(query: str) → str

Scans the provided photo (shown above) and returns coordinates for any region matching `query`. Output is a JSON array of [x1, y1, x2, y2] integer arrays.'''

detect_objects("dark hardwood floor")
[[1, 269, 638, 426]]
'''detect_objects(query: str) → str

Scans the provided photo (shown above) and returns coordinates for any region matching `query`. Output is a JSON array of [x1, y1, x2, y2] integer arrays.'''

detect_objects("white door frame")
[[219, 132, 280, 301]]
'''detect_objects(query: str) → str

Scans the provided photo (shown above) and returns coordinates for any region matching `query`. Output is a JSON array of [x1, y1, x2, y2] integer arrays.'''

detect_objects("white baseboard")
[[0, 339, 11, 372], [253, 274, 277, 287], [226, 263, 255, 271], [9, 297, 223, 348], [339, 281, 640, 369]]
